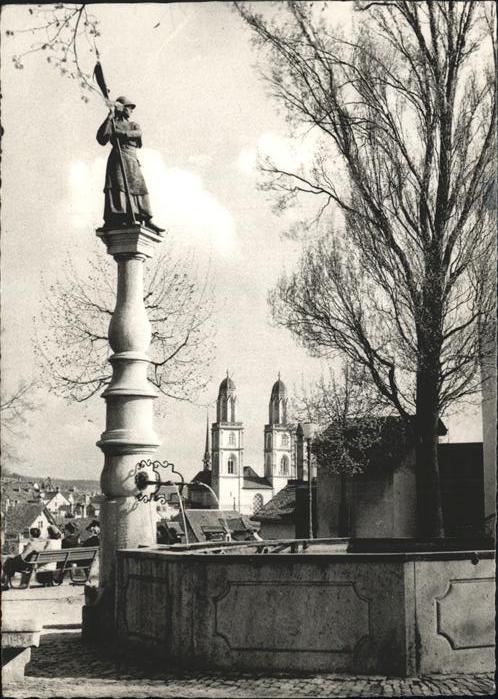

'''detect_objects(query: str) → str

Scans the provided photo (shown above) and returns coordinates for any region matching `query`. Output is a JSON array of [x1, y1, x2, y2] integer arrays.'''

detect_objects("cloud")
[[236, 131, 318, 177], [67, 149, 237, 257], [141, 149, 236, 256]]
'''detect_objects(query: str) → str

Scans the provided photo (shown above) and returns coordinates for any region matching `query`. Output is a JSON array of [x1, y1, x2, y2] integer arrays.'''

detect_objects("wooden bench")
[[6, 547, 99, 589]]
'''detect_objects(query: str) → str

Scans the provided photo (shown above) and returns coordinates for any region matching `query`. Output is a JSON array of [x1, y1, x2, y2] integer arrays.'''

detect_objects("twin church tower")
[[195, 373, 306, 515]]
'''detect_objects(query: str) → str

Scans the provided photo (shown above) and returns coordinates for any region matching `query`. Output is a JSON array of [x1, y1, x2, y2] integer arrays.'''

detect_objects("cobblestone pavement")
[[3, 630, 495, 698]]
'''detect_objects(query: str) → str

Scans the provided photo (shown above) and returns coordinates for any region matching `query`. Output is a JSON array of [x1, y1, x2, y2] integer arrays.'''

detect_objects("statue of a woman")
[[96, 96, 163, 233]]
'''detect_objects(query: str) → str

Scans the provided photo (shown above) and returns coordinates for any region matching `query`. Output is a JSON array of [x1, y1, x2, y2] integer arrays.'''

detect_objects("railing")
[[153, 537, 351, 555], [147, 535, 496, 556]]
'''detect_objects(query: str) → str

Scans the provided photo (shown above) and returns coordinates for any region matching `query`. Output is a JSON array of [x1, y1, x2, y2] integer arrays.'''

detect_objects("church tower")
[[211, 373, 243, 511], [264, 375, 295, 494]]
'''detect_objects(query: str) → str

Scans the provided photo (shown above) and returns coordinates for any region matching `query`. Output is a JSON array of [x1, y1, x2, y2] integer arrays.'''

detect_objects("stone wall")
[[317, 473, 342, 537], [318, 453, 418, 539], [257, 520, 295, 540], [115, 546, 494, 676]]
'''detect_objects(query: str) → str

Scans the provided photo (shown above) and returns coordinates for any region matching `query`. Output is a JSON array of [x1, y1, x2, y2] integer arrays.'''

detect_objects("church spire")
[[203, 410, 211, 471], [217, 372, 237, 422], [269, 374, 288, 425]]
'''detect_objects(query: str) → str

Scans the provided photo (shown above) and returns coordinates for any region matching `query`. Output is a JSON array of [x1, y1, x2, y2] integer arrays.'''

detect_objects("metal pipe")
[[175, 483, 189, 546]]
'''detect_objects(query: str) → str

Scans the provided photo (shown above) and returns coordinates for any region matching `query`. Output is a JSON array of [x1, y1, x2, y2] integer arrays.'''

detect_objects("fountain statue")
[[82, 78, 164, 639]]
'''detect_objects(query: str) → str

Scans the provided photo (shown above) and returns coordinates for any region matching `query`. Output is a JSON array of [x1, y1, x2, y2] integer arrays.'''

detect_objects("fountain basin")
[[115, 539, 494, 676]]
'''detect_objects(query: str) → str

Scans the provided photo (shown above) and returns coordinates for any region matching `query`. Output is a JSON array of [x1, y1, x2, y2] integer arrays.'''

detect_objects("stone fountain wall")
[[114, 546, 495, 676]]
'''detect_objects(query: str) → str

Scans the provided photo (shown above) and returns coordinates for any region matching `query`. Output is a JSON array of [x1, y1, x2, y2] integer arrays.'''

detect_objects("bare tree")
[[4, 3, 171, 103], [0, 378, 39, 465], [293, 364, 385, 467], [5, 4, 101, 102], [35, 246, 215, 411], [237, 1, 496, 537]]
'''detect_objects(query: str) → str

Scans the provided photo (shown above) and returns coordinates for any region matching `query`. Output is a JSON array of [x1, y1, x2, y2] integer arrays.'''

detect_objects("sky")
[[1, 2, 482, 482]]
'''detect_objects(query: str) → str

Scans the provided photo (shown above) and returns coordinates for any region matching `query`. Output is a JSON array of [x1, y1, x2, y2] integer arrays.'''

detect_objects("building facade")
[[211, 374, 245, 511]]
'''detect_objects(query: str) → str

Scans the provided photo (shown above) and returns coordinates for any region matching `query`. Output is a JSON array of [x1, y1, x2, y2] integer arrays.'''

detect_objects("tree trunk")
[[415, 365, 445, 539]]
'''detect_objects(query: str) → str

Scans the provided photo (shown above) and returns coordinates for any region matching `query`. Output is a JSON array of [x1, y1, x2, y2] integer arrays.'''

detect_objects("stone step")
[[2, 614, 42, 682]]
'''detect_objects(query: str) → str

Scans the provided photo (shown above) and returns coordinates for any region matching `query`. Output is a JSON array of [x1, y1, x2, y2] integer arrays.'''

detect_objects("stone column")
[[83, 226, 162, 637]]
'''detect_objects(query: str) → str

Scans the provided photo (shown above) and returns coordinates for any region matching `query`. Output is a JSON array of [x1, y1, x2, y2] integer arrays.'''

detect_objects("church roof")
[[218, 375, 236, 393], [242, 466, 272, 489], [250, 483, 297, 522], [191, 469, 212, 486], [270, 377, 287, 399]]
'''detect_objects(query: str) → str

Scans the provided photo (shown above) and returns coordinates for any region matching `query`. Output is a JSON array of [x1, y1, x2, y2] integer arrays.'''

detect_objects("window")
[[227, 456, 236, 474], [228, 432, 236, 446], [38, 519, 44, 529], [253, 493, 264, 514], [281, 433, 289, 447], [280, 455, 289, 475]]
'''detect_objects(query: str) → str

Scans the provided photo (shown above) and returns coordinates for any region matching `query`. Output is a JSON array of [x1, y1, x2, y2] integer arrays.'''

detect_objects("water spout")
[[191, 481, 231, 542]]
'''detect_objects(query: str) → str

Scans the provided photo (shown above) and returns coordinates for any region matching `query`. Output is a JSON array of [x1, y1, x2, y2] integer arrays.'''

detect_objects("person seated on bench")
[[45, 526, 62, 554], [82, 525, 100, 547], [35, 526, 62, 586], [1, 528, 49, 585], [62, 530, 80, 549]]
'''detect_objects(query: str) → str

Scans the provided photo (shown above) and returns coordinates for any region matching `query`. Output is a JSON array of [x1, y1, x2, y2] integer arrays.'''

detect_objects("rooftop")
[[251, 483, 297, 522], [191, 469, 212, 486], [243, 466, 272, 489], [218, 374, 236, 393], [174, 509, 259, 542], [4, 502, 57, 537], [270, 377, 287, 398]]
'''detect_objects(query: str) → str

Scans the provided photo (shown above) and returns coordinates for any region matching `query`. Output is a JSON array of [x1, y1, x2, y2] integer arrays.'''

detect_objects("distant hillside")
[[2, 472, 100, 492]]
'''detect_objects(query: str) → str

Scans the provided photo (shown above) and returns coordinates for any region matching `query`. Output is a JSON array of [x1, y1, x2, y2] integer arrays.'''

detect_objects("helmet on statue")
[[115, 96, 136, 109]]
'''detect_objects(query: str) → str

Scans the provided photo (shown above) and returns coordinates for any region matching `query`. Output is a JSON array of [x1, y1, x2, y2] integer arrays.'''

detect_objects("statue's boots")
[[145, 219, 165, 234]]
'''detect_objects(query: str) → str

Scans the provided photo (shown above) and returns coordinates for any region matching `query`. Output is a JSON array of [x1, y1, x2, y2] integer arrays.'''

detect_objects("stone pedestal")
[[1, 615, 42, 682], [83, 226, 163, 637]]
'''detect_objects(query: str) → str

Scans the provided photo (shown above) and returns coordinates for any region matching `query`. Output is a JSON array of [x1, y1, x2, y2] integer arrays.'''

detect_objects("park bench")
[[6, 546, 99, 589]]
